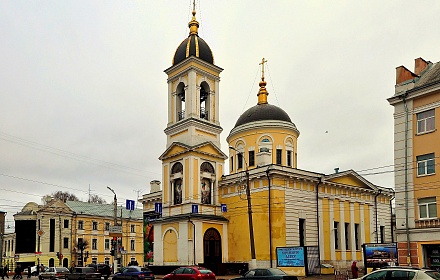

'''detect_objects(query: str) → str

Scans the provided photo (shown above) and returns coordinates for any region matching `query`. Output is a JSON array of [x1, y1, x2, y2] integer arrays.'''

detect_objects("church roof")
[[234, 103, 292, 128], [172, 5, 214, 66], [66, 201, 143, 219]]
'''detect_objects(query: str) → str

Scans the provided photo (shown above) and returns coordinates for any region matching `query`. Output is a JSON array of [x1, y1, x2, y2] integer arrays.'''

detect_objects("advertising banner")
[[276, 246, 305, 267], [362, 243, 398, 268]]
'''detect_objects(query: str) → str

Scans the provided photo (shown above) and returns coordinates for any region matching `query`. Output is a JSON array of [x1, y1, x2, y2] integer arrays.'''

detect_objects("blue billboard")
[[276, 246, 305, 267]]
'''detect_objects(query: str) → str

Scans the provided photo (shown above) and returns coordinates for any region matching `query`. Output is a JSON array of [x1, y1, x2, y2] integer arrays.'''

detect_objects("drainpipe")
[[403, 94, 411, 265], [265, 165, 273, 268], [188, 217, 196, 265], [374, 190, 382, 243], [316, 176, 323, 275]]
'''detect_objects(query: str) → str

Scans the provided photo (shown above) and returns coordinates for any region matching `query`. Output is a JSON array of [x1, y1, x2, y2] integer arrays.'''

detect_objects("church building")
[[141, 5, 394, 276]]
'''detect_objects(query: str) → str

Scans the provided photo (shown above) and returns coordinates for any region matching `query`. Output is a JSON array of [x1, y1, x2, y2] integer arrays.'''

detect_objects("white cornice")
[[227, 120, 299, 142]]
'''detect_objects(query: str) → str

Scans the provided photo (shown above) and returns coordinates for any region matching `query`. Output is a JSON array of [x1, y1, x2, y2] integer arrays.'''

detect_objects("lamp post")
[[107, 186, 118, 272], [229, 147, 257, 268]]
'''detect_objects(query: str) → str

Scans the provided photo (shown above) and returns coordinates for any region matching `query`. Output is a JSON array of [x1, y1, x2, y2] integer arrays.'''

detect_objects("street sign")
[[154, 202, 162, 214], [14, 254, 19, 261], [37, 229, 45, 236], [109, 225, 122, 237], [192, 204, 198, 214], [126, 199, 135, 211], [221, 204, 227, 212]]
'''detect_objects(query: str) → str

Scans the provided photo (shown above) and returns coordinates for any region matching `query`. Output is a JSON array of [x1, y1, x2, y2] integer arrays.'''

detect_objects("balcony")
[[416, 218, 440, 228]]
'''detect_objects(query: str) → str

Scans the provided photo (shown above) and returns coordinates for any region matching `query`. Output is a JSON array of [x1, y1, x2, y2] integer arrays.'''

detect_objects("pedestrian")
[[351, 261, 359, 279], [4, 265, 9, 279], [26, 267, 30, 279], [1, 265, 4, 280]]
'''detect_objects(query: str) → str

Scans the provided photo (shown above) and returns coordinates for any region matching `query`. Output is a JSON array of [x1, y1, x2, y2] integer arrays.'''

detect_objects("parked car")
[[231, 268, 298, 280], [86, 264, 111, 280], [32, 265, 48, 276], [38, 267, 71, 280], [351, 267, 440, 280], [163, 266, 215, 280], [112, 266, 154, 280], [66, 267, 101, 280]]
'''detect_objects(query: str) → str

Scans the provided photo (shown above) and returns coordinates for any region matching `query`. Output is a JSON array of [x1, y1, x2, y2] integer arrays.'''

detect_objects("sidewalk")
[[154, 274, 337, 280]]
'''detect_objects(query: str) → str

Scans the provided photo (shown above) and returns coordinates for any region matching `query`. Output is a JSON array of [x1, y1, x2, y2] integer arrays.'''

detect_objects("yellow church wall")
[[334, 199, 340, 221], [193, 158, 199, 200], [163, 166, 169, 204], [322, 198, 331, 260], [354, 202, 360, 223], [202, 223, 223, 237], [185, 158, 190, 200], [223, 193, 251, 261], [364, 204, 371, 243], [268, 189, 287, 258], [344, 201, 350, 223]]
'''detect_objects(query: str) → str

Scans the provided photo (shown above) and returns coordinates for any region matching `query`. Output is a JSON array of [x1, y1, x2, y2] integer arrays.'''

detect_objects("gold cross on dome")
[[259, 58, 268, 80]]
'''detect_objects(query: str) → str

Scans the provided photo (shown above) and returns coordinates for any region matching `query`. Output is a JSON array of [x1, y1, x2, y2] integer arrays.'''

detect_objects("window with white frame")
[[287, 150, 292, 167], [130, 240, 135, 251], [417, 153, 435, 176], [92, 238, 97, 250], [334, 222, 340, 250], [418, 197, 437, 219], [92, 257, 97, 264], [130, 225, 135, 233], [104, 257, 110, 265], [104, 239, 109, 250], [92, 221, 98, 230], [78, 220, 84, 230], [105, 222, 110, 231], [417, 109, 435, 134]]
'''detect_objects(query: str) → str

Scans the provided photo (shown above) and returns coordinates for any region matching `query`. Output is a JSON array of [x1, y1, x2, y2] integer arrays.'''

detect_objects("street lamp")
[[107, 186, 117, 226], [229, 147, 257, 268], [107, 186, 118, 272]]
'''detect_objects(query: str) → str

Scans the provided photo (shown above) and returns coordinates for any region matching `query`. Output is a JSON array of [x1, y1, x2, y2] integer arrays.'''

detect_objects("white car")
[[31, 266, 48, 276], [351, 267, 440, 280]]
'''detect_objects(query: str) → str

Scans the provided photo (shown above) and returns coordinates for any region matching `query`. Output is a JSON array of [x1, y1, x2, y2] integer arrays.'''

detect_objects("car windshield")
[[425, 271, 440, 280], [268, 268, 287, 276]]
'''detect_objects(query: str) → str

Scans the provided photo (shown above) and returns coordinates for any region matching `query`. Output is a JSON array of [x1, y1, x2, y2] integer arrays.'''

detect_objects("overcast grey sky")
[[1, 1, 440, 229]]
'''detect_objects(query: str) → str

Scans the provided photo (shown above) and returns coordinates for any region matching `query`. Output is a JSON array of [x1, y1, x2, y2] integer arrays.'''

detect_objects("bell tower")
[[159, 3, 226, 219]]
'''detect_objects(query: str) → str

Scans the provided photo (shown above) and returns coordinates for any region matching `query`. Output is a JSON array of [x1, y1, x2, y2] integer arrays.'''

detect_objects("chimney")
[[150, 180, 161, 193], [414, 57, 429, 76], [334, 167, 339, 174], [395, 65, 418, 85]]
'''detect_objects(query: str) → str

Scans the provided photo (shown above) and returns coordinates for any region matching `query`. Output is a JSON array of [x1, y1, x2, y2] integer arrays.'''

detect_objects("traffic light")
[[110, 249, 114, 256], [56, 252, 60, 259], [60, 254, 63, 259]]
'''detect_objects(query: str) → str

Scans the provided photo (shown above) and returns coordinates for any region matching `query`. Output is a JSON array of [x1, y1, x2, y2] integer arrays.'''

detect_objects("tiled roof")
[[415, 62, 440, 88], [65, 201, 143, 220]]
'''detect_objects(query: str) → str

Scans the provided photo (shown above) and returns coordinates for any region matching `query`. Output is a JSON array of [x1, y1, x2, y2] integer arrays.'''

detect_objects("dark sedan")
[[232, 268, 298, 280], [112, 266, 154, 280]]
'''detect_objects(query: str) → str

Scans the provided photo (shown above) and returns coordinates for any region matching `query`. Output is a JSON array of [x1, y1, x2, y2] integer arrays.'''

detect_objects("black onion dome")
[[173, 35, 214, 66], [234, 103, 292, 128]]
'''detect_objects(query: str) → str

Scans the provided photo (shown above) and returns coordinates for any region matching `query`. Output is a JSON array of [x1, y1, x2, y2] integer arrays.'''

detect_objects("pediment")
[[160, 142, 227, 161], [325, 169, 377, 191]]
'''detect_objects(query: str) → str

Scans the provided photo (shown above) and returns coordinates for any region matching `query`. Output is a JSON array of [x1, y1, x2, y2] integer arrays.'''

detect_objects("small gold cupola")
[[257, 58, 269, 105], [188, 1, 199, 36]]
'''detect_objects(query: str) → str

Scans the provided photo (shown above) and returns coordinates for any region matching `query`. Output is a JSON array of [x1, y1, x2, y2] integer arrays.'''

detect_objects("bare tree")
[[88, 194, 106, 204], [42, 191, 80, 204]]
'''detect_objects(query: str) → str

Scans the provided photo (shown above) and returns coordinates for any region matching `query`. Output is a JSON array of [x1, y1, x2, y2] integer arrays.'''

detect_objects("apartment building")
[[388, 57, 440, 269]]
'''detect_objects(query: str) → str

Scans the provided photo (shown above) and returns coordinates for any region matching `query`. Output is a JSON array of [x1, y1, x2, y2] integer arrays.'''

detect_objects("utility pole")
[[229, 147, 256, 268]]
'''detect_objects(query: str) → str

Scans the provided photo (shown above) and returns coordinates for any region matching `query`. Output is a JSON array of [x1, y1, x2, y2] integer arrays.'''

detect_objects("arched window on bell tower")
[[171, 162, 183, 205], [176, 82, 185, 121], [200, 162, 215, 205], [200, 82, 210, 121]]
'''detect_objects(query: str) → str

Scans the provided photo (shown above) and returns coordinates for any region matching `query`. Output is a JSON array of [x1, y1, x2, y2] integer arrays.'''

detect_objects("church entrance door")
[[203, 228, 222, 264]]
